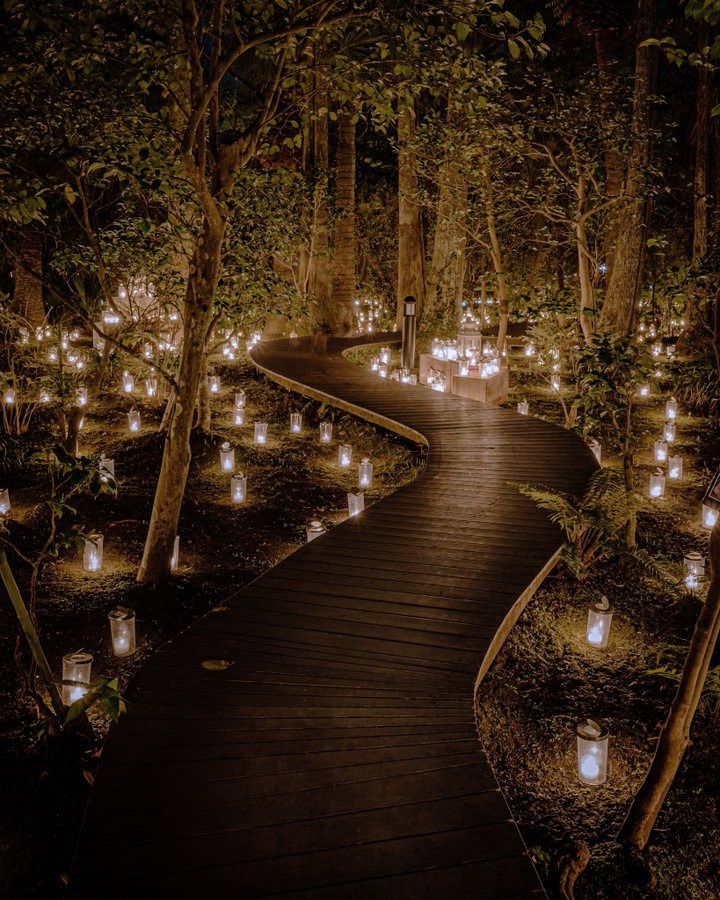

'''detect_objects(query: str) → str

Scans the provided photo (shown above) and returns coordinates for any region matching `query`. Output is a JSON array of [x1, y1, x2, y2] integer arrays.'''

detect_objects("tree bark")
[[483, 169, 508, 353], [600, 0, 656, 338], [331, 110, 356, 333], [576, 176, 596, 344], [620, 520, 720, 850], [196, 371, 211, 432], [12, 227, 45, 327], [692, 22, 711, 265], [307, 57, 332, 329], [396, 100, 426, 328]]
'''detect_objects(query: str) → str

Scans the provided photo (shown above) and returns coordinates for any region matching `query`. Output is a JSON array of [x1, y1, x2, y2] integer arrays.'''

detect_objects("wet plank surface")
[[68, 333, 596, 898]]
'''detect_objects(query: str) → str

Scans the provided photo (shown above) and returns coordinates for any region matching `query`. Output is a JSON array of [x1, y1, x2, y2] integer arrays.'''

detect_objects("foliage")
[[65, 676, 126, 725]]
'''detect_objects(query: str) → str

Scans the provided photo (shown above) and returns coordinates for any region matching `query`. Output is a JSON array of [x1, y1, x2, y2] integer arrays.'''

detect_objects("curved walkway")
[[69, 333, 597, 899]]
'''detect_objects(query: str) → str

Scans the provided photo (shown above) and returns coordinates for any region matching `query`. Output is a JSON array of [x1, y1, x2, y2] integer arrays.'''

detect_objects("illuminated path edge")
[[69, 332, 597, 899]]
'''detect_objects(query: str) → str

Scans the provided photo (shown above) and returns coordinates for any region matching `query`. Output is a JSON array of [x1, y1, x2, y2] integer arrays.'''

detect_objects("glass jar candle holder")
[[208, 375, 220, 394], [586, 597, 613, 649], [254, 422, 267, 445], [638, 383, 650, 398], [379, 347, 390, 364], [235, 390, 246, 409], [348, 492, 365, 517], [233, 407, 245, 426], [665, 396, 678, 420], [663, 421, 676, 443], [290, 412, 302, 434], [306, 520, 326, 542], [550, 375, 561, 392], [654, 440, 667, 463], [458, 358, 469, 377], [338, 444, 352, 468], [128, 410, 141, 433], [231, 472, 246, 505], [122, 371, 134, 393], [588, 439, 602, 463], [4, 388, 15, 406], [109, 607, 136, 657], [62, 651, 93, 706], [517, 400, 529, 416], [0, 488, 10, 516], [649, 469, 665, 499], [378, 363, 388, 379], [170, 534, 180, 573], [145, 378, 157, 398], [77, 386, 88, 407], [358, 457, 373, 488], [576, 719, 609, 786], [668, 456, 683, 480], [83, 533, 104, 572], [219, 441, 235, 473], [319, 422, 332, 444], [99, 456, 115, 484], [370, 356, 379, 373], [684, 551, 705, 591], [702, 504, 719, 529]]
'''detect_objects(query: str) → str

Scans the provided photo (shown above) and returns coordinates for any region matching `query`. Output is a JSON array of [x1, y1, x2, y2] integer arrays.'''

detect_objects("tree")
[[396, 98, 425, 326], [330, 109, 357, 332]]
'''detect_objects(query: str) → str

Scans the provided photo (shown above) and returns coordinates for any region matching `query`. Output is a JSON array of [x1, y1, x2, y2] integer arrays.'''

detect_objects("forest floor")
[[476, 351, 720, 899], [0, 356, 422, 899]]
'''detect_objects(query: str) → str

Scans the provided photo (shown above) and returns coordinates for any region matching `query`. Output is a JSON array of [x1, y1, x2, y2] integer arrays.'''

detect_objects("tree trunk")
[[693, 22, 711, 264], [576, 177, 596, 344], [138, 220, 223, 583], [483, 169, 508, 353], [331, 111, 356, 333], [600, 0, 656, 338], [62, 407, 83, 457], [196, 373, 211, 432], [623, 404, 636, 548], [396, 100, 426, 328], [307, 58, 332, 330], [12, 228, 46, 327], [620, 520, 720, 850]]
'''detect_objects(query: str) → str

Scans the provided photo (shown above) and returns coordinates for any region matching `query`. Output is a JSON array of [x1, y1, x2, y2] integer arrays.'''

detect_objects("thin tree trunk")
[[693, 23, 711, 264], [63, 407, 83, 457], [307, 56, 332, 329], [331, 110, 356, 333], [483, 169, 508, 353], [600, 0, 656, 338], [623, 404, 636, 548], [196, 347, 211, 432], [12, 227, 45, 327], [620, 520, 720, 850], [576, 177, 596, 344], [396, 100, 426, 328]]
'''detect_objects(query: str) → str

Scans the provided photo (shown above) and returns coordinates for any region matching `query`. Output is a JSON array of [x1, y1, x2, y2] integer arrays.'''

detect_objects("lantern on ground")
[[651, 342, 662, 358], [588, 439, 602, 463], [338, 444, 352, 468], [370, 357, 379, 373], [663, 421, 676, 443], [703, 504, 719, 529], [122, 371, 134, 393], [319, 422, 332, 444], [290, 412, 302, 434], [378, 363, 388, 379], [219, 441, 235, 472], [684, 551, 705, 590], [379, 347, 390, 364], [638, 383, 650, 398], [550, 375, 561, 392], [0, 488, 10, 516], [231, 473, 246, 505], [525, 343, 536, 358], [233, 407, 245, 426], [128, 410, 141, 433], [77, 387, 88, 407], [586, 597, 613, 649], [654, 440, 667, 463], [306, 520, 326, 542], [62, 652, 93, 706], [209, 375, 220, 394], [666, 397, 678, 420], [458, 358, 469, 377], [517, 400, 529, 416], [254, 422, 267, 445], [145, 378, 157, 398], [170, 535, 180, 572], [358, 457, 373, 488], [235, 390, 246, 408], [576, 719, 609, 786], [348, 492, 365, 517], [109, 607, 136, 657], [83, 533, 104, 572], [668, 456, 683, 480], [649, 468, 665, 499], [99, 456, 115, 484]]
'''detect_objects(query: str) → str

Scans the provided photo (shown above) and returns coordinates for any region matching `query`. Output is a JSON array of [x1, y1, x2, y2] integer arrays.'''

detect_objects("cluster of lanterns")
[[648, 397, 682, 500], [353, 296, 386, 333]]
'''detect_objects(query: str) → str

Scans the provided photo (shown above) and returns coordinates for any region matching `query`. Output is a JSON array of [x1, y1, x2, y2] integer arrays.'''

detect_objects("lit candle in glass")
[[378, 363, 388, 379], [347, 492, 365, 517], [654, 440, 667, 463], [665, 397, 678, 420], [588, 439, 602, 463], [170, 535, 180, 572], [4, 388, 15, 405], [122, 371, 134, 393], [550, 375, 560, 392], [586, 597, 613, 649], [458, 358, 469, 377], [235, 390, 246, 409], [233, 407, 245, 426], [62, 652, 93, 706], [663, 421, 676, 443], [77, 387, 88, 407], [379, 347, 390, 364], [638, 383, 650, 398], [370, 356, 379, 373], [702, 504, 719, 529], [576, 719, 609, 785], [319, 422, 332, 444], [254, 422, 267, 445], [109, 607, 136, 657], [128, 410, 141, 433], [648, 468, 665, 499], [99, 456, 115, 484], [358, 457, 373, 488], [668, 456, 683, 480], [231, 472, 246, 505], [145, 377, 157, 398], [684, 551, 705, 590], [209, 375, 220, 394], [219, 441, 235, 472], [524, 343, 535, 357], [83, 533, 104, 572], [306, 519, 326, 542], [517, 400, 529, 415], [0, 488, 10, 516], [290, 412, 302, 434], [338, 444, 352, 468]]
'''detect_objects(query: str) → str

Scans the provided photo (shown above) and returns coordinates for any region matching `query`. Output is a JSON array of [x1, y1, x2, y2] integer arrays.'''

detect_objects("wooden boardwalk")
[[68, 334, 597, 899]]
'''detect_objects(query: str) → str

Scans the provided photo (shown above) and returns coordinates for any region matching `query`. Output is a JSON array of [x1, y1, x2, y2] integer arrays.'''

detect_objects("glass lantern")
[[588, 439, 602, 463], [0, 488, 10, 516], [358, 458, 373, 488], [665, 397, 678, 420], [170, 535, 180, 573], [128, 410, 141, 433], [379, 347, 390, 364], [233, 407, 245, 426], [702, 504, 719, 529], [145, 377, 157, 398], [4, 388, 15, 405], [648, 469, 665, 499], [77, 386, 88, 407], [219, 442, 235, 473], [235, 390, 246, 409], [370, 356, 379, 373], [550, 375, 561, 392], [663, 421, 676, 443], [99, 456, 115, 483], [109, 607, 136, 657], [122, 371, 134, 393], [290, 412, 302, 434], [378, 363, 388, 379], [458, 358, 469, 377], [209, 375, 220, 394], [586, 597, 613, 649], [62, 651, 93, 706], [638, 383, 650, 398], [338, 444, 352, 468], [306, 520, 326, 542], [684, 551, 705, 591], [231, 473, 246, 505], [654, 440, 667, 463], [319, 422, 332, 444], [254, 422, 267, 445], [348, 492, 365, 517], [83, 533, 104, 572], [576, 719, 609, 785], [517, 400, 529, 416], [668, 456, 683, 480]]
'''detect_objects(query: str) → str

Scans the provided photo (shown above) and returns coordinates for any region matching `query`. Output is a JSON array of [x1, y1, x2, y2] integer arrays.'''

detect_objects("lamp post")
[[401, 295, 416, 371]]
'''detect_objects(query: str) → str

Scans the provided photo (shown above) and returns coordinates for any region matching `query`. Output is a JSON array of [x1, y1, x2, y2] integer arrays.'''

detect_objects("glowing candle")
[[517, 400, 529, 416], [668, 456, 683, 480], [233, 407, 245, 426], [122, 371, 134, 393], [0, 488, 10, 516], [378, 363, 388, 379], [665, 397, 678, 420], [458, 358, 469, 377], [83, 533, 104, 572], [588, 439, 602, 463], [379, 347, 390, 364], [654, 440, 667, 463], [127, 410, 141, 433], [76, 387, 88, 407], [663, 421, 676, 443], [219, 441, 235, 473], [209, 375, 220, 394], [586, 597, 613, 649], [338, 444, 352, 468], [684, 551, 705, 590], [290, 412, 302, 434], [145, 378, 157, 398], [358, 457, 373, 488], [347, 492, 365, 517], [109, 607, 136, 657], [62, 652, 93, 706], [170, 535, 180, 572], [702, 504, 719, 529], [550, 375, 560, 392], [576, 719, 608, 785], [319, 422, 332, 444], [638, 383, 650, 398], [253, 422, 267, 445], [99, 456, 115, 484], [648, 469, 665, 499], [524, 343, 536, 358], [306, 520, 326, 542], [231, 473, 246, 505]]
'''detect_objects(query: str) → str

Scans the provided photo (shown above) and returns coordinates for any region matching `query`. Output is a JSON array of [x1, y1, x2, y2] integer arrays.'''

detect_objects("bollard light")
[[665, 397, 678, 420], [254, 422, 267, 445], [649, 468, 665, 499], [654, 440, 667, 463], [684, 551, 705, 590], [128, 410, 141, 433], [290, 412, 302, 434], [109, 607, 136, 657], [145, 378, 157, 398], [122, 371, 134, 393], [235, 390, 246, 409], [663, 421, 676, 443], [576, 719, 609, 785], [517, 400, 529, 416], [306, 519, 326, 542], [586, 597, 613, 649], [0, 488, 10, 516], [219, 441, 235, 473], [170, 535, 180, 573], [209, 375, 220, 394], [319, 422, 333, 444], [347, 492, 365, 517], [99, 456, 115, 483], [231, 472, 246, 505], [62, 652, 93, 706], [588, 439, 602, 463], [83, 533, 104, 572], [668, 456, 683, 480], [338, 444, 352, 468]]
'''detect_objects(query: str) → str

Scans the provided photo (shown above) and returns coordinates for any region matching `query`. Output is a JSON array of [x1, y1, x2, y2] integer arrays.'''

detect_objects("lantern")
[[379, 347, 390, 364], [665, 397, 678, 420], [319, 422, 332, 444], [654, 440, 667, 463], [253, 422, 267, 445], [219, 441, 235, 472], [0, 488, 10, 516], [638, 383, 650, 398], [233, 407, 245, 426], [338, 444, 352, 468], [684, 551, 705, 590], [235, 390, 246, 408], [358, 457, 373, 488], [145, 378, 157, 398], [306, 520, 326, 542], [458, 358, 469, 377], [576, 719, 609, 785], [128, 410, 141, 433], [524, 343, 536, 358], [290, 413, 302, 434], [122, 371, 134, 393], [370, 357, 379, 373], [663, 421, 676, 443], [209, 375, 220, 394], [378, 363, 388, 379], [83, 533, 104, 572], [651, 342, 662, 357], [99, 456, 115, 483], [702, 504, 719, 529], [231, 473, 246, 505], [77, 387, 88, 407], [170, 535, 180, 572], [109, 607, 136, 657], [586, 597, 613, 649], [668, 456, 683, 480], [347, 492, 365, 517], [62, 652, 93, 706], [550, 375, 561, 392], [588, 439, 602, 463], [517, 400, 529, 416], [648, 468, 665, 499]]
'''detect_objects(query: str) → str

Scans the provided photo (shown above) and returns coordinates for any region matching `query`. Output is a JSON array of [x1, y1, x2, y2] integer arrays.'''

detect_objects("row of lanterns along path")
[[51, 387, 376, 707]]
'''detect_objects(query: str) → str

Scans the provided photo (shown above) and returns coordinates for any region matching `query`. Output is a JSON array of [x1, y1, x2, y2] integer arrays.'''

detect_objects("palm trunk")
[[331, 111, 356, 333], [396, 100, 426, 327]]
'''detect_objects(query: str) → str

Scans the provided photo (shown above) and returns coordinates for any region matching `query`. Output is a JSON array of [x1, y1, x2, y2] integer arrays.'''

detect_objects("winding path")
[[69, 333, 597, 899]]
